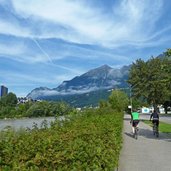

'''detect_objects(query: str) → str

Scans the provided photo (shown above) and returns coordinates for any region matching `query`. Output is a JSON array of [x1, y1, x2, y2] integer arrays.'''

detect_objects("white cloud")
[[0, 41, 49, 63], [1, 0, 169, 97], [109, 0, 164, 42], [0, 42, 25, 56], [11, 0, 111, 43], [0, 0, 162, 47], [0, 19, 31, 38], [29, 85, 108, 98]]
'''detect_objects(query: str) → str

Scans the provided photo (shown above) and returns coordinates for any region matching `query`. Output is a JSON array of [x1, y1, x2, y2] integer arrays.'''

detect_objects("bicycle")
[[153, 122, 159, 137], [134, 126, 138, 139], [130, 120, 139, 139]]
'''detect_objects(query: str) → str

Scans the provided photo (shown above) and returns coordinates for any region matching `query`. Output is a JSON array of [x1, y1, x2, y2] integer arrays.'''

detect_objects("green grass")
[[143, 120, 171, 133]]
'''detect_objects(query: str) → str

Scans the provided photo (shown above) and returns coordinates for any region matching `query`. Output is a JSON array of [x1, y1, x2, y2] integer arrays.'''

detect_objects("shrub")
[[0, 108, 123, 170]]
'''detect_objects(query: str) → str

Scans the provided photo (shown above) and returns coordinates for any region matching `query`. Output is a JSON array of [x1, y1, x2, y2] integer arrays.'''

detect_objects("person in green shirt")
[[130, 109, 139, 134]]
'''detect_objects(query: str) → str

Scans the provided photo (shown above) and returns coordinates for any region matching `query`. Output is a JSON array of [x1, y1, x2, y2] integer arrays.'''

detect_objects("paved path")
[[118, 114, 171, 171]]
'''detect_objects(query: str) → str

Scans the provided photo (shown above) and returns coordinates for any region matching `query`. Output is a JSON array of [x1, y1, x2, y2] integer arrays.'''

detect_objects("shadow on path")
[[124, 128, 171, 142], [124, 132, 133, 139], [123, 118, 131, 121], [119, 115, 171, 171]]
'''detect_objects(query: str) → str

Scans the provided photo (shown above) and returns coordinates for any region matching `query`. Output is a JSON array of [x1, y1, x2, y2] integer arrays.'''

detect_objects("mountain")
[[27, 64, 130, 106], [54, 64, 129, 92]]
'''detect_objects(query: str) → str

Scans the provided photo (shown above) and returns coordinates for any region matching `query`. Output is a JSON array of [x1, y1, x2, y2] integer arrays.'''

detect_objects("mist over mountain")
[[27, 64, 130, 106]]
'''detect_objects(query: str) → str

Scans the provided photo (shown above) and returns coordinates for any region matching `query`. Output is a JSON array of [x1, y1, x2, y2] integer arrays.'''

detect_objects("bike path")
[[118, 114, 171, 171]]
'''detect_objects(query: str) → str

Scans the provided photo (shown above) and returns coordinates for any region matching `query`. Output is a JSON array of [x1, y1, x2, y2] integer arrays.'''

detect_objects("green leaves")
[[0, 109, 123, 170], [108, 90, 129, 112], [0, 99, 75, 119], [0, 92, 17, 107], [128, 55, 171, 108]]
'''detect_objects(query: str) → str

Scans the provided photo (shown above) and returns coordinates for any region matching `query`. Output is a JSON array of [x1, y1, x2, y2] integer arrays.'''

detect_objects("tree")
[[164, 48, 171, 58], [162, 49, 171, 113], [99, 100, 109, 108], [128, 56, 170, 110], [53, 101, 74, 116], [26, 101, 49, 117], [108, 90, 129, 112], [0, 92, 18, 107], [163, 49, 171, 90]]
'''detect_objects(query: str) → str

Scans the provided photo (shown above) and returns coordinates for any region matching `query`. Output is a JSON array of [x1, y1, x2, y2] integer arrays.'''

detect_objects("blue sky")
[[0, 0, 171, 97]]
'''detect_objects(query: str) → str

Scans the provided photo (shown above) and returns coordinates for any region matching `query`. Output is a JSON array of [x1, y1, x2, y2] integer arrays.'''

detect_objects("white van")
[[141, 107, 150, 114]]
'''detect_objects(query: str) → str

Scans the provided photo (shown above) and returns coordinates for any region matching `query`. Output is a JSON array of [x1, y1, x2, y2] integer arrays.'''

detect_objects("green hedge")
[[0, 108, 123, 170]]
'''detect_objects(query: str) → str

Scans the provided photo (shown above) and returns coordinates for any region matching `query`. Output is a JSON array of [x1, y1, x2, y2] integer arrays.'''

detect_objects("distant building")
[[17, 97, 41, 104], [0, 85, 8, 97]]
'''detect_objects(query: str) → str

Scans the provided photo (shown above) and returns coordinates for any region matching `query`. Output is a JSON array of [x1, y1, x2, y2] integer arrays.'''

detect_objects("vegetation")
[[25, 101, 75, 118], [42, 88, 112, 107], [0, 93, 75, 119], [0, 92, 18, 107], [1, 47, 170, 169], [0, 89, 127, 170], [0, 92, 18, 118], [143, 120, 171, 133], [128, 49, 171, 110], [0, 108, 123, 170], [108, 90, 129, 112]]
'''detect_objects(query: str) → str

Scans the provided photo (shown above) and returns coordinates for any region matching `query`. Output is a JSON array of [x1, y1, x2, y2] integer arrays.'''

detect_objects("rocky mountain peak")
[[83, 64, 112, 77], [27, 64, 130, 99]]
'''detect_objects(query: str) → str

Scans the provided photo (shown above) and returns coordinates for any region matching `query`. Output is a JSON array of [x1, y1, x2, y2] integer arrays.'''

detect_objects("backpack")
[[152, 112, 159, 119]]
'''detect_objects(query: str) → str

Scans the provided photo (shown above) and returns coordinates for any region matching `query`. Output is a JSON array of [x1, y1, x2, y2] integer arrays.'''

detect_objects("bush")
[[0, 108, 123, 170]]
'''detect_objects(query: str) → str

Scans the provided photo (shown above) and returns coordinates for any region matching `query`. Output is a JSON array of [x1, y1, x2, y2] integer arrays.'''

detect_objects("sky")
[[0, 0, 171, 97]]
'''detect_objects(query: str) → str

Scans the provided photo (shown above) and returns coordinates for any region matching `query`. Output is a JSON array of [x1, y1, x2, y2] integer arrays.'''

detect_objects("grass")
[[143, 120, 171, 133]]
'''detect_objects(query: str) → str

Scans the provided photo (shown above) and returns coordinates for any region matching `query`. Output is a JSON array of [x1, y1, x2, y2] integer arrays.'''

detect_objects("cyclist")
[[150, 109, 159, 128], [130, 109, 139, 135]]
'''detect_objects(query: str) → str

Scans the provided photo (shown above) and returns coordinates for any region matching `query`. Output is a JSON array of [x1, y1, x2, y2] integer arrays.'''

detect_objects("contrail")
[[31, 37, 80, 74], [31, 37, 54, 64]]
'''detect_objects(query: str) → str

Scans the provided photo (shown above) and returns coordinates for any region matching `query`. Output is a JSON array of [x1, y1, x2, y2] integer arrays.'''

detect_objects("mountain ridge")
[[27, 64, 131, 104]]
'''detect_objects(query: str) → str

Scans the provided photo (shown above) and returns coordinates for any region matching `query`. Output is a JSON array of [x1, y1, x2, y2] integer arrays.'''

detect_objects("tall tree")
[[128, 57, 170, 110], [163, 49, 171, 87], [162, 49, 171, 113]]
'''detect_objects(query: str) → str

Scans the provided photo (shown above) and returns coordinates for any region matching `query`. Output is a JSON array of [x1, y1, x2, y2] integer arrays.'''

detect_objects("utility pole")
[[115, 87, 132, 113], [130, 87, 132, 113]]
